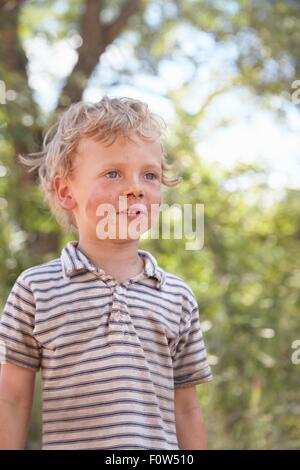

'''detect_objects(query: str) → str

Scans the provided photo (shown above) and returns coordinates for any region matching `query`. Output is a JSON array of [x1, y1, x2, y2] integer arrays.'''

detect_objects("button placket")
[[108, 283, 130, 340], [112, 285, 122, 319]]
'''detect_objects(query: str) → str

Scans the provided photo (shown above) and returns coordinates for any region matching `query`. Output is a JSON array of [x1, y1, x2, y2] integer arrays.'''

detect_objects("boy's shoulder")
[[162, 269, 193, 293], [158, 266, 198, 309], [17, 257, 62, 286]]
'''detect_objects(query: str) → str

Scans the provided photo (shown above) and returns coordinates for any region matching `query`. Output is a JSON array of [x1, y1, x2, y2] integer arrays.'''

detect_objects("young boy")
[[0, 96, 213, 450]]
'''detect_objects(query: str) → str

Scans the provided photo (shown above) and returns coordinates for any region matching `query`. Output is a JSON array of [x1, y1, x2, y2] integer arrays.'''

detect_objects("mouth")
[[117, 205, 147, 217], [118, 209, 144, 218]]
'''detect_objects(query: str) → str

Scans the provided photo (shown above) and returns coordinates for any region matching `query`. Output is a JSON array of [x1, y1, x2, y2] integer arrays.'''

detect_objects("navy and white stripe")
[[0, 240, 212, 450]]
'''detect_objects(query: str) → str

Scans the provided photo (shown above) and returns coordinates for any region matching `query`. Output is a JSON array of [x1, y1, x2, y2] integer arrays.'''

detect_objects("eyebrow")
[[98, 162, 162, 171]]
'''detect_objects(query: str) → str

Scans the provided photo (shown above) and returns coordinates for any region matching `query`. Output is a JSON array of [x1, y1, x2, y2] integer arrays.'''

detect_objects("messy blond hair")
[[19, 96, 182, 234]]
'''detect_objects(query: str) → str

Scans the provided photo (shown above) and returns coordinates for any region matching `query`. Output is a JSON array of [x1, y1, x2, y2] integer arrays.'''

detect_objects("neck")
[[77, 236, 144, 283]]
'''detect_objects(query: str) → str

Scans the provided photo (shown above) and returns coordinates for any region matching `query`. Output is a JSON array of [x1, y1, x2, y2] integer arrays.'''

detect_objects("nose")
[[123, 181, 145, 199]]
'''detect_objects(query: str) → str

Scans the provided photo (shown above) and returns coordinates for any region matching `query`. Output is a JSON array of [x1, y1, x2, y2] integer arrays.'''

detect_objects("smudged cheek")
[[84, 187, 116, 220]]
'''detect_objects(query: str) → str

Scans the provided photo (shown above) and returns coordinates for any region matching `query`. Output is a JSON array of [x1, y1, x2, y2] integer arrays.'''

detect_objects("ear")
[[53, 175, 76, 210]]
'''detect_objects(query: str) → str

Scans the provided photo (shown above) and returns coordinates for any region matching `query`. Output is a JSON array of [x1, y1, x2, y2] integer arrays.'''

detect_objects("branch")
[[103, 0, 140, 46], [0, 0, 24, 9], [57, 0, 103, 107], [0, 0, 26, 71], [58, 0, 141, 108], [0, 0, 60, 253], [72, 0, 104, 77], [0, 0, 41, 159]]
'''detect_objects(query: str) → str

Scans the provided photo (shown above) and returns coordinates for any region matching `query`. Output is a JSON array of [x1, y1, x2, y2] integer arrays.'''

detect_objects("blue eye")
[[145, 173, 157, 180], [106, 170, 119, 179]]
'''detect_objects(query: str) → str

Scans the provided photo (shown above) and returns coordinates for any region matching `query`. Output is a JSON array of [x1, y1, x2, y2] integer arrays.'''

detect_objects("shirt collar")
[[61, 240, 166, 290]]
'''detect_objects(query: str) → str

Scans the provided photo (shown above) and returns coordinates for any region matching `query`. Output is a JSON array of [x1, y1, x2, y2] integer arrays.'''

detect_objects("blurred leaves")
[[0, 0, 300, 450]]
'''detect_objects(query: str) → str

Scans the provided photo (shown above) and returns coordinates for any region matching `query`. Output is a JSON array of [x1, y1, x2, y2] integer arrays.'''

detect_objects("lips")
[[119, 210, 142, 216], [117, 205, 147, 216]]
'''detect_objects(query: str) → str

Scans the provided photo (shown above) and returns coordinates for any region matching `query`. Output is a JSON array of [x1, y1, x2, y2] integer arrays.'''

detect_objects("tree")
[[0, 0, 299, 449]]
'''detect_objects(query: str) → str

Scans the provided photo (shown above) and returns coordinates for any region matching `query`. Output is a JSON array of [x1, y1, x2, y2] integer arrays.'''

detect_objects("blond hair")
[[19, 96, 182, 233]]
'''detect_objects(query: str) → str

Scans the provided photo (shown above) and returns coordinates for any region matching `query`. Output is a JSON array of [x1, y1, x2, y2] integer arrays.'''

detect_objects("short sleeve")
[[0, 273, 41, 371], [173, 293, 213, 388]]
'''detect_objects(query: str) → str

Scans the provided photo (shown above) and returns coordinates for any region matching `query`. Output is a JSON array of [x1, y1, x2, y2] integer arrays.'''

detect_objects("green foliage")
[[141, 120, 300, 449], [0, 0, 299, 450]]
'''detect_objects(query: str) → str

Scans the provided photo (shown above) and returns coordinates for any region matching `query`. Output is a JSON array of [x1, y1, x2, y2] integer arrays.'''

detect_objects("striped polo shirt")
[[0, 240, 213, 450]]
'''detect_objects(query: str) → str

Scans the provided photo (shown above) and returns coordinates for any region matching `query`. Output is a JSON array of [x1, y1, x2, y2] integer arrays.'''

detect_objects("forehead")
[[74, 135, 163, 168]]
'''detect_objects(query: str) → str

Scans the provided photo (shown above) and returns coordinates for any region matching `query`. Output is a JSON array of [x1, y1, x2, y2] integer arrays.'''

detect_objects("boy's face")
[[56, 134, 162, 242]]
